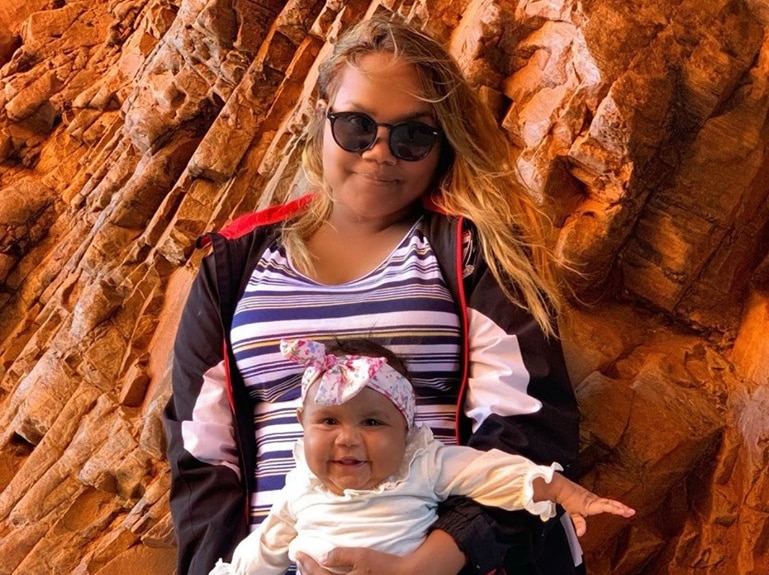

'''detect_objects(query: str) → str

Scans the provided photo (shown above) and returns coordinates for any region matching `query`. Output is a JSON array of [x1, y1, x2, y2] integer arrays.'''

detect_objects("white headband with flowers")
[[280, 338, 416, 428]]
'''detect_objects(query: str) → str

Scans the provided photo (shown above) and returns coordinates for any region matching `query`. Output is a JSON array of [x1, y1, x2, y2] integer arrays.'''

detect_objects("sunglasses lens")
[[331, 113, 377, 153], [328, 112, 439, 161], [390, 123, 437, 161]]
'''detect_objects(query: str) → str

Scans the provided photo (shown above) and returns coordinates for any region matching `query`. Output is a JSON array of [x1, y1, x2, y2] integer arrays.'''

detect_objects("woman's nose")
[[361, 126, 396, 163]]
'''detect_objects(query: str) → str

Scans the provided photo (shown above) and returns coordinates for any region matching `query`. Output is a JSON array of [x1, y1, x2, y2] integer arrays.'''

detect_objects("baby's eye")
[[362, 419, 383, 427], [319, 417, 338, 425]]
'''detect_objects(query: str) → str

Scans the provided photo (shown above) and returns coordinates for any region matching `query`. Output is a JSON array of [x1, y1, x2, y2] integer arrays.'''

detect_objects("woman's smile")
[[356, 171, 399, 184]]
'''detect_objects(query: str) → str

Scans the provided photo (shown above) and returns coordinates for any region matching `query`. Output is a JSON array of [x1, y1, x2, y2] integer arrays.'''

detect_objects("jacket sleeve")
[[431, 258, 581, 574], [163, 253, 249, 575]]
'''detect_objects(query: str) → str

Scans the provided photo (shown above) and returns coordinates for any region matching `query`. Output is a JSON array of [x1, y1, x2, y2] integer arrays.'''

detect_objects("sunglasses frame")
[[326, 111, 441, 161]]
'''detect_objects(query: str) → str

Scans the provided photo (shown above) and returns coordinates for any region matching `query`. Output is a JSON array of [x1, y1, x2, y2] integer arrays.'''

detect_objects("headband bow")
[[280, 338, 415, 428]]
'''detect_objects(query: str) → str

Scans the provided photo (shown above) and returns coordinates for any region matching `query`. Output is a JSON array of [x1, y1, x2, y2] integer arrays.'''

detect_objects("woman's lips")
[[357, 172, 397, 183]]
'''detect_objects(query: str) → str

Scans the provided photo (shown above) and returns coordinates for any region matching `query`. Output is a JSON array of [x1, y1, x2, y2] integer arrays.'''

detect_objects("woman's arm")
[[432, 251, 582, 574], [295, 529, 466, 575], [164, 256, 249, 575]]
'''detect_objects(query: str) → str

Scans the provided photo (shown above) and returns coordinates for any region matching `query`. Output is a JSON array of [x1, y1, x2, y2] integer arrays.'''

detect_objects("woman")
[[164, 15, 582, 575]]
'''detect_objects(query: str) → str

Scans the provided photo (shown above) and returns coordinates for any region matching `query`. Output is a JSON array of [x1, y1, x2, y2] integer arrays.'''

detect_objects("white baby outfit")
[[210, 425, 561, 575]]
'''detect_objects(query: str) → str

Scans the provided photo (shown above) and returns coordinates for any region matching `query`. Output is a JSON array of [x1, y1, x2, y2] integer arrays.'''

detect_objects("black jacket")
[[164, 197, 580, 575]]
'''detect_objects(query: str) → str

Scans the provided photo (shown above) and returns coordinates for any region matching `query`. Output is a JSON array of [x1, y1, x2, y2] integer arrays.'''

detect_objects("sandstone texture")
[[1, 1, 768, 574]]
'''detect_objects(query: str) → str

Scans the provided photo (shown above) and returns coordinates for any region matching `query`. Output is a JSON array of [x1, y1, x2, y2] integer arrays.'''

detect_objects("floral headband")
[[280, 338, 416, 428]]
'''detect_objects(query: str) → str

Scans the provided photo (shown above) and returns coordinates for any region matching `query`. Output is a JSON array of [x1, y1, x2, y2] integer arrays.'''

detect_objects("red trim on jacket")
[[453, 216, 470, 444], [196, 194, 316, 248], [221, 340, 249, 522], [222, 341, 235, 411], [421, 193, 446, 213]]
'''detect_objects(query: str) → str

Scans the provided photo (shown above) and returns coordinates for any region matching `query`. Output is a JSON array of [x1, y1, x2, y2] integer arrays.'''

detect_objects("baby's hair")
[[324, 339, 410, 379]]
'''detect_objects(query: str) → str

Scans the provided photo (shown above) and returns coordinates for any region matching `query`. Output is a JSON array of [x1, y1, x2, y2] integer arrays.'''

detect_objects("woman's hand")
[[295, 548, 406, 575], [295, 529, 465, 575]]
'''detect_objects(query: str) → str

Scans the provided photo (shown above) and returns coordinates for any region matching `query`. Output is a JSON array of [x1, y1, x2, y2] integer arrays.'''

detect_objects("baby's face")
[[298, 385, 409, 494]]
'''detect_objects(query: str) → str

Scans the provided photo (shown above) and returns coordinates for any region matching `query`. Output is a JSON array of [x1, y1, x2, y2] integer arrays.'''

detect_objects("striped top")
[[230, 218, 462, 535]]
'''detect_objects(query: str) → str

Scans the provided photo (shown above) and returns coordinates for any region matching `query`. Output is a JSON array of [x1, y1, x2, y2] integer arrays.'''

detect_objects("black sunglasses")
[[326, 111, 441, 161]]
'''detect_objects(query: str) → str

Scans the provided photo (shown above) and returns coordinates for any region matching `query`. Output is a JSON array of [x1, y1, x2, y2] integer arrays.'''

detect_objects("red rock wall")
[[0, 1, 767, 573]]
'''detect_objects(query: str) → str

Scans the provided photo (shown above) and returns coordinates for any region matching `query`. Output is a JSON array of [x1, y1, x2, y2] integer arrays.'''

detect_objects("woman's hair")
[[282, 15, 561, 335]]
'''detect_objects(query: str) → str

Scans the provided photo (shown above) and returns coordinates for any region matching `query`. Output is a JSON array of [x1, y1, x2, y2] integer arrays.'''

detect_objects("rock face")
[[0, 0, 767, 573]]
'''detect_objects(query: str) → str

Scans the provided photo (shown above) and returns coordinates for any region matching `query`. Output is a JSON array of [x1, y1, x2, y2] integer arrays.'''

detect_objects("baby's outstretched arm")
[[532, 474, 635, 536]]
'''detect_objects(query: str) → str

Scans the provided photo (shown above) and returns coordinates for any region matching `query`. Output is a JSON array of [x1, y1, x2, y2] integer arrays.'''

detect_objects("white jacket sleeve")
[[181, 360, 240, 477], [464, 308, 543, 432]]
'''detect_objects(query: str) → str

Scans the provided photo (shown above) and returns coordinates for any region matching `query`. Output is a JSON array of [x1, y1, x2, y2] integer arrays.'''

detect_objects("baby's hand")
[[562, 489, 636, 536], [535, 474, 636, 536]]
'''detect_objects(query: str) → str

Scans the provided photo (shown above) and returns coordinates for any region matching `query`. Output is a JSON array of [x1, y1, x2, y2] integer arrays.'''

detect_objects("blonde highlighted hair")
[[283, 15, 562, 336]]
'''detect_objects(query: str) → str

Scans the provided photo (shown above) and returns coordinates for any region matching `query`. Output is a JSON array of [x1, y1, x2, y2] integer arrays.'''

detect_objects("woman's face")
[[298, 385, 408, 494], [321, 52, 442, 225]]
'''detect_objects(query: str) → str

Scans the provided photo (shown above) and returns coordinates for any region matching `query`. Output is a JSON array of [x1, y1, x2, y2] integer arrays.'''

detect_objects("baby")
[[210, 338, 635, 575]]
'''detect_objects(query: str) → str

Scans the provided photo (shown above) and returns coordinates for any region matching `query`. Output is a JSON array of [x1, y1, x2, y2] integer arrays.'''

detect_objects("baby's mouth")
[[333, 457, 365, 466]]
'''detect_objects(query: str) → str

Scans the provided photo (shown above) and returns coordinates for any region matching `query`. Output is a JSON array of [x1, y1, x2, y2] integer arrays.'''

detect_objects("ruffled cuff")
[[522, 462, 564, 521], [208, 558, 236, 575]]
